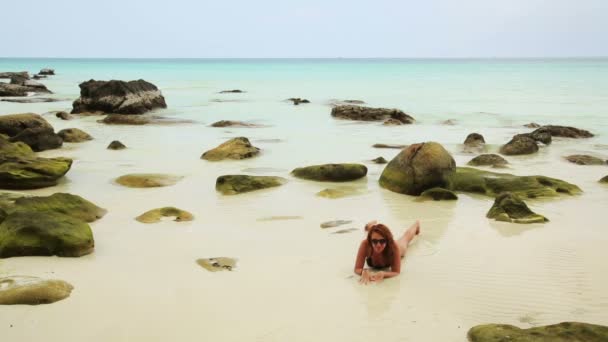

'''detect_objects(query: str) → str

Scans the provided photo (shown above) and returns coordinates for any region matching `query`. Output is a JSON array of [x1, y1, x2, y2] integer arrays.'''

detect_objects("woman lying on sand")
[[354, 220, 420, 284]]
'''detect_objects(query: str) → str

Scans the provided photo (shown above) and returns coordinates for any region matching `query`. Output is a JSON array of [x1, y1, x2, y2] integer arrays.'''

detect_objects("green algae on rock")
[[0, 211, 94, 258], [0, 156, 72, 190], [115, 174, 182, 188], [57, 128, 93, 142], [136, 207, 193, 223], [0, 276, 74, 305], [467, 154, 508, 168], [419, 187, 458, 201], [379, 142, 455, 196], [196, 257, 237, 272], [216, 175, 286, 195], [292, 163, 367, 182], [10, 193, 107, 222], [467, 322, 608, 342], [201, 137, 260, 161], [448, 167, 581, 199], [486, 192, 548, 223]]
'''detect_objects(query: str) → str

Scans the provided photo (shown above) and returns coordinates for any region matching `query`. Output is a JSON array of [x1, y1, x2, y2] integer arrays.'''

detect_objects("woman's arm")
[[370, 243, 401, 282], [354, 240, 367, 275]]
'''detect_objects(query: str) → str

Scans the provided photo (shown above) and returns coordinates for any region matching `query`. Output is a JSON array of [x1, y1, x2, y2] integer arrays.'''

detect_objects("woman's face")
[[370, 231, 387, 254]]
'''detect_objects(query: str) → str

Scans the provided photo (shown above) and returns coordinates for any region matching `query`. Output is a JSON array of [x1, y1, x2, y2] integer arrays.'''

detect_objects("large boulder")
[[7, 193, 107, 222], [532, 125, 594, 138], [467, 154, 508, 168], [486, 192, 548, 223], [565, 155, 606, 165], [0, 276, 73, 305], [379, 142, 455, 195], [468, 322, 608, 342], [71, 79, 167, 114], [57, 128, 93, 143], [0, 113, 62, 151], [216, 175, 286, 195], [448, 167, 581, 199], [331, 105, 414, 124], [292, 163, 367, 182], [499, 135, 538, 155], [201, 137, 260, 161]]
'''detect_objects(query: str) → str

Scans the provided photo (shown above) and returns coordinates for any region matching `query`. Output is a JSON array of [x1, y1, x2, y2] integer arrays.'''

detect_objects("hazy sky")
[[3, 0, 607, 58]]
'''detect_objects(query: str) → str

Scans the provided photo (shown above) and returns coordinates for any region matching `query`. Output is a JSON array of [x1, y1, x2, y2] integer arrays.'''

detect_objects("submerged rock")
[[99, 114, 150, 125], [419, 187, 458, 201], [373, 143, 408, 149], [287, 98, 310, 105], [215, 175, 286, 195], [320, 220, 352, 228], [201, 137, 260, 161], [316, 187, 366, 199], [38, 68, 55, 76], [467, 154, 508, 168], [532, 125, 594, 138], [107, 140, 126, 150], [196, 257, 237, 272], [136, 207, 193, 223], [292, 163, 367, 182], [379, 142, 455, 196], [115, 174, 182, 188], [210, 120, 262, 128], [499, 135, 539, 155], [0, 113, 62, 151], [58, 128, 93, 143], [55, 111, 73, 120], [219, 89, 244, 93], [464, 133, 485, 146], [486, 192, 548, 223], [467, 322, 608, 342], [331, 105, 414, 124], [0, 276, 73, 305], [71, 79, 167, 114], [1, 98, 60, 103], [565, 155, 606, 165], [372, 157, 388, 164], [383, 118, 404, 126]]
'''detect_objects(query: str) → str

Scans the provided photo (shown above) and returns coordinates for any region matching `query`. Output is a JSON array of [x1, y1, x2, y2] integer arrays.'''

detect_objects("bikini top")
[[366, 255, 390, 269]]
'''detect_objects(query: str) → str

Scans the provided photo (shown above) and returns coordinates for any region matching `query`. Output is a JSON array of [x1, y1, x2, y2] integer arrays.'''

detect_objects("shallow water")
[[0, 58, 607, 341]]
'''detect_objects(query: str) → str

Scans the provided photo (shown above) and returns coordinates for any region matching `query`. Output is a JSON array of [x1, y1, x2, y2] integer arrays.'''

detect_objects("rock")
[[1, 98, 60, 103], [0, 276, 73, 305], [600, 175, 608, 183], [320, 220, 352, 228], [379, 142, 456, 196], [219, 89, 244, 93], [136, 207, 193, 223], [55, 112, 72, 120], [441, 119, 457, 126], [0, 211, 94, 257], [32, 74, 47, 80], [467, 322, 608, 342], [115, 174, 182, 188], [516, 131, 552, 145], [373, 143, 408, 149], [316, 187, 365, 199], [565, 155, 606, 165], [8, 77, 50, 93], [524, 122, 541, 128], [210, 120, 262, 128], [196, 257, 237, 272], [38, 68, 55, 76], [419, 187, 458, 201], [372, 157, 387, 164], [343, 100, 365, 104], [7, 193, 106, 222], [287, 98, 310, 105], [58, 128, 93, 143], [107, 140, 126, 150], [0, 72, 29, 79], [499, 135, 539, 155], [532, 125, 593, 138], [292, 163, 367, 182], [0, 83, 32, 97], [464, 133, 485, 146], [448, 167, 581, 199], [215, 175, 286, 195], [0, 113, 62, 151], [71, 79, 167, 114], [486, 192, 548, 223], [99, 114, 150, 125], [383, 118, 404, 126], [331, 105, 414, 124], [467, 154, 508, 168], [201, 137, 260, 161]]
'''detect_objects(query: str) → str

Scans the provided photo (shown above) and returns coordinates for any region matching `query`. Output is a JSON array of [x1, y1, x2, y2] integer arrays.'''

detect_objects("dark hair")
[[366, 224, 395, 260]]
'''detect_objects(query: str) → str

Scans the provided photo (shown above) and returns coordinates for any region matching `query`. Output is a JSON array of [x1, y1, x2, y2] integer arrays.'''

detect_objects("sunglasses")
[[371, 239, 387, 245]]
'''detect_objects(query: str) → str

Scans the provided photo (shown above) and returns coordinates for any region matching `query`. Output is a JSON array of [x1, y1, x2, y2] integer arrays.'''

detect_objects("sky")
[[2, 0, 607, 58]]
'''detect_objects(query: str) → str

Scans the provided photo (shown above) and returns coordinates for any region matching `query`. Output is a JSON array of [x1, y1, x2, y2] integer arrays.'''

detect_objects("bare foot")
[[415, 220, 421, 235], [364, 220, 377, 232]]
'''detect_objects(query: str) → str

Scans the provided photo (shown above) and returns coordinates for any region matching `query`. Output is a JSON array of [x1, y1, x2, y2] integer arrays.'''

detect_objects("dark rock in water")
[[9, 127, 63, 152], [196, 257, 237, 272], [8, 77, 51, 93], [32, 74, 47, 80], [115, 174, 182, 188], [216, 175, 286, 195], [516, 131, 552, 145], [372, 157, 387, 164], [600, 175, 608, 183], [201, 137, 260, 161], [320, 220, 352, 228], [292, 163, 367, 182], [441, 119, 456, 126], [71, 79, 167, 114], [38, 68, 55, 76], [99, 114, 150, 125], [1, 98, 60, 104], [383, 118, 403, 126], [467, 322, 608, 342], [532, 125, 593, 138], [0, 113, 62, 151], [58, 128, 93, 143], [288, 98, 310, 105], [0, 276, 73, 305], [419, 187, 458, 201], [486, 192, 548, 223], [219, 89, 244, 93], [380, 142, 455, 196], [136, 207, 193, 223], [464, 133, 485, 146], [0, 82, 50, 97], [373, 143, 407, 149], [499, 135, 538, 155], [331, 105, 414, 124], [0, 72, 29, 79], [0, 113, 53, 137], [107, 140, 126, 150], [448, 167, 581, 199], [524, 122, 541, 128], [343, 100, 365, 104], [467, 154, 508, 168], [565, 154, 606, 165], [210, 120, 262, 128], [55, 111, 73, 120]]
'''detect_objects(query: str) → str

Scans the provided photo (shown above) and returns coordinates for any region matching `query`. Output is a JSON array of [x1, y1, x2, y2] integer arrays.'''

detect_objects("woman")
[[354, 220, 420, 284]]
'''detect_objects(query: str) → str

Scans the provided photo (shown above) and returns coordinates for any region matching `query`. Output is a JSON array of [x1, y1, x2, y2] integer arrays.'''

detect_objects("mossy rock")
[[468, 154, 508, 168], [372, 157, 387, 164], [292, 163, 367, 182], [107, 140, 126, 150], [0, 156, 72, 190], [379, 142, 455, 195], [0, 211, 94, 258], [448, 167, 581, 199], [600, 175, 608, 183], [532, 125, 594, 138], [500, 135, 539, 155], [196, 257, 237, 272], [565, 155, 606, 165], [0, 276, 74, 305], [115, 174, 182, 188], [9, 193, 106, 222], [316, 187, 365, 199], [419, 187, 458, 201], [57, 128, 93, 143], [0, 135, 35, 158], [486, 192, 548, 223], [468, 322, 608, 342], [136, 207, 193, 223], [201, 137, 260, 161], [215, 175, 286, 195]]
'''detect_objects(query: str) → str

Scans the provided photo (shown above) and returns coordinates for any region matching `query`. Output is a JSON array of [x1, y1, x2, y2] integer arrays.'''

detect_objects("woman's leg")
[[397, 220, 420, 257]]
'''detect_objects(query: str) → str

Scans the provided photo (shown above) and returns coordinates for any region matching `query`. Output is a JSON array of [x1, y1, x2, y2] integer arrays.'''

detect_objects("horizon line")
[[1, 56, 608, 60]]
